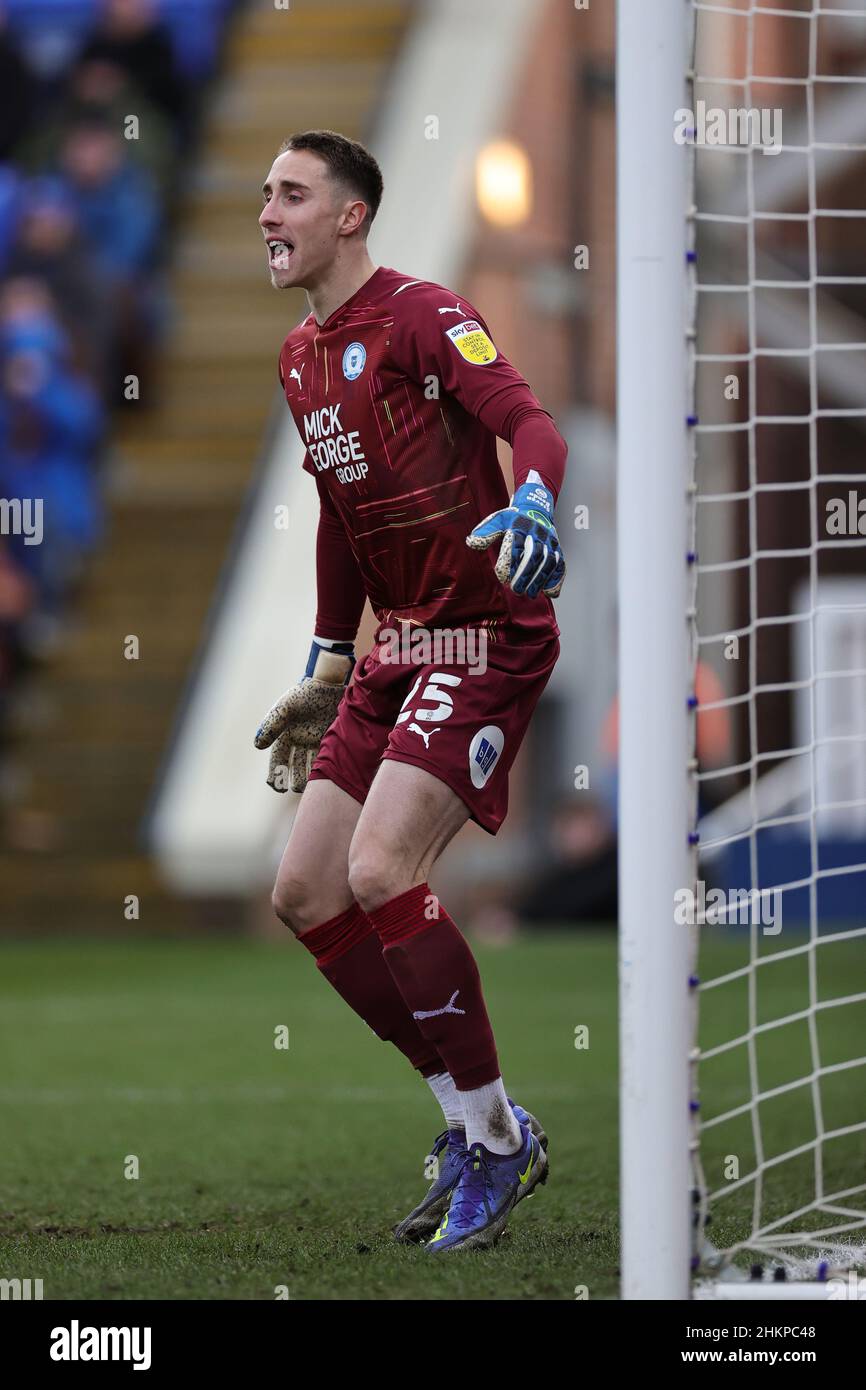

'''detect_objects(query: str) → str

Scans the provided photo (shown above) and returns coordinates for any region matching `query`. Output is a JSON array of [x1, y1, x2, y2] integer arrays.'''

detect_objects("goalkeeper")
[[255, 484, 563, 790], [254, 129, 567, 1254]]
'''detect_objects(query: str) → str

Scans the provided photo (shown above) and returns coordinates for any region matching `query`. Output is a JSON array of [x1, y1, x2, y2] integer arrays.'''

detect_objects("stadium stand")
[[0, 0, 407, 929], [0, 0, 238, 904]]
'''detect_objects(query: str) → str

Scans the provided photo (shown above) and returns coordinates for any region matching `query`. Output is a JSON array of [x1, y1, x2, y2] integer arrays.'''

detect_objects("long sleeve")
[[389, 287, 567, 501], [489, 398, 568, 500], [314, 475, 366, 641]]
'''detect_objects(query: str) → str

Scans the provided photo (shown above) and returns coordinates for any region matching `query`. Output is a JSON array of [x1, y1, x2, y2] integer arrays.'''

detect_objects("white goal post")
[[617, 0, 693, 1302], [617, 0, 866, 1301]]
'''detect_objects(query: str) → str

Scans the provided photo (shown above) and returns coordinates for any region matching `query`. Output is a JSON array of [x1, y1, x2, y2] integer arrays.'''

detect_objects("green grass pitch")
[[0, 930, 862, 1300]]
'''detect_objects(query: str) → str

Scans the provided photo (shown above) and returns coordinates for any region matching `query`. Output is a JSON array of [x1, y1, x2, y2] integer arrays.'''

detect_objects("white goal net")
[[683, 0, 866, 1294], [617, 0, 866, 1300]]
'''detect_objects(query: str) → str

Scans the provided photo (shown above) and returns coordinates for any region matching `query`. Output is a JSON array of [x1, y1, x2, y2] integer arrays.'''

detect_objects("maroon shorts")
[[309, 625, 560, 834]]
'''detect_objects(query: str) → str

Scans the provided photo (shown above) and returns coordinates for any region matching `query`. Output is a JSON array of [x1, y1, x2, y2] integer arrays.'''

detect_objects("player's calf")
[[266, 779, 447, 1076]]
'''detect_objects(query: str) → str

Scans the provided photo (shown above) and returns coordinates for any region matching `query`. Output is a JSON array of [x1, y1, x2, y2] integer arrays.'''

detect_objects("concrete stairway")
[[1, 0, 407, 931]]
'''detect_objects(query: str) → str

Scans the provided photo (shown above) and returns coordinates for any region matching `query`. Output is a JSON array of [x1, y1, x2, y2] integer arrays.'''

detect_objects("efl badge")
[[445, 319, 498, 365], [469, 725, 504, 788], [342, 341, 367, 380]]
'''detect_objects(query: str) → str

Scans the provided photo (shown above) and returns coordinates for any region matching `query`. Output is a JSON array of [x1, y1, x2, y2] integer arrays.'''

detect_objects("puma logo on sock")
[[413, 990, 466, 1020]]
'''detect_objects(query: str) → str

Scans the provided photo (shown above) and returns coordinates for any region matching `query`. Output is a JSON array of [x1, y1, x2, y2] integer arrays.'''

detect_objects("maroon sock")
[[368, 884, 500, 1091], [298, 903, 444, 1077]]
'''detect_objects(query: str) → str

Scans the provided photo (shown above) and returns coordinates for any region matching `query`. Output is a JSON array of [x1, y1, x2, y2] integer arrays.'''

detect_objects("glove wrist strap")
[[305, 637, 355, 685], [512, 479, 555, 523]]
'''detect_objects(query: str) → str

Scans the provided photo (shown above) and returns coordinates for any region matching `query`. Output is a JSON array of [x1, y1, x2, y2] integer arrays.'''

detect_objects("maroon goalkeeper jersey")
[[277, 265, 566, 642]]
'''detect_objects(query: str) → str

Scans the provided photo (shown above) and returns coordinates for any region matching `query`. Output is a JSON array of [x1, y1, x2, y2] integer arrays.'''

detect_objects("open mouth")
[[267, 239, 294, 269]]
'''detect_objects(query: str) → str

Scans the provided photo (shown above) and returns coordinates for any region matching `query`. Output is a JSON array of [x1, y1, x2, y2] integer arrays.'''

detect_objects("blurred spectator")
[[0, 278, 105, 624], [0, 537, 34, 743], [0, 7, 36, 160], [16, 57, 178, 201], [517, 799, 618, 925], [5, 176, 115, 392], [61, 116, 160, 279], [59, 115, 163, 389], [79, 0, 187, 131], [469, 798, 619, 943]]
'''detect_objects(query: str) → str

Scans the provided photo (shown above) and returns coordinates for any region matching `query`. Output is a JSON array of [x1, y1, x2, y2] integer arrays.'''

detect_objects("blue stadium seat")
[[0, 166, 21, 274], [160, 0, 224, 81], [7, 0, 231, 84], [5, 1, 97, 78], [5, 1, 97, 31], [4, 0, 96, 12]]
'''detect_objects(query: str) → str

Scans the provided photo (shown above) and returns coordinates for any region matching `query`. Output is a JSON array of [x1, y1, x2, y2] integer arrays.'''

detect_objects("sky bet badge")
[[342, 341, 366, 380], [445, 319, 498, 365]]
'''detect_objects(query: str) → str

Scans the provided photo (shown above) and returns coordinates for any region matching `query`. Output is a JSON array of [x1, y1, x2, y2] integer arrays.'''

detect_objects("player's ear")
[[338, 198, 368, 237]]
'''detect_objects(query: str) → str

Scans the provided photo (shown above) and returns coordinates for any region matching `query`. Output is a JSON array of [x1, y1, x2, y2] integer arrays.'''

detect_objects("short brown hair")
[[278, 130, 383, 235]]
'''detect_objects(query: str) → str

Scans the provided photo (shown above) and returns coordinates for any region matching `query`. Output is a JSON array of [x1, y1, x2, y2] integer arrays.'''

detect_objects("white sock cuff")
[[460, 1077, 523, 1155], [425, 1071, 464, 1130]]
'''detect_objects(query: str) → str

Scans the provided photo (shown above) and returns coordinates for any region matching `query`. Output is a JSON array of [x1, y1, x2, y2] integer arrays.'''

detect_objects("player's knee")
[[271, 872, 316, 934], [347, 845, 407, 914]]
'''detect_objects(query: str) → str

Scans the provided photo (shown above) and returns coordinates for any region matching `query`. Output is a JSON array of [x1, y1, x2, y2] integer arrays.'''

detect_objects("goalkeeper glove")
[[466, 479, 565, 599], [254, 638, 355, 794]]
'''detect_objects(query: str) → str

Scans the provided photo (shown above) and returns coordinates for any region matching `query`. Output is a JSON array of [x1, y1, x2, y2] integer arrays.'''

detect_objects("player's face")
[[259, 150, 349, 290]]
